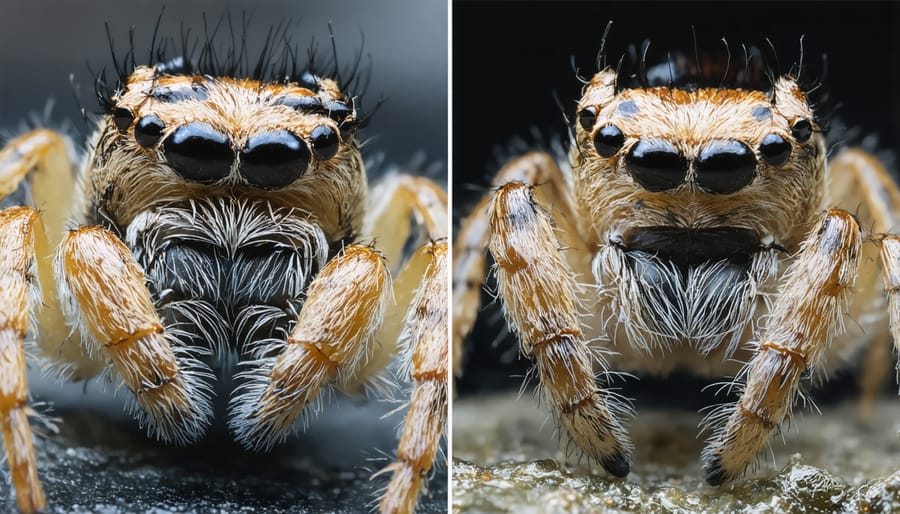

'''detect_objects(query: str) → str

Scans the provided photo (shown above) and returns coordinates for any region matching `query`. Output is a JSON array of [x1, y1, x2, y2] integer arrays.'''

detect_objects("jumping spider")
[[454, 33, 900, 485], [0, 22, 447, 514]]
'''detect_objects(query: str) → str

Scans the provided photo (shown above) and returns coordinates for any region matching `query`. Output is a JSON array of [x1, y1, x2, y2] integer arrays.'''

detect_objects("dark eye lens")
[[162, 122, 234, 184], [135, 115, 166, 147], [759, 133, 791, 166], [695, 140, 756, 194], [112, 107, 134, 132], [240, 130, 311, 189], [791, 118, 812, 142], [593, 124, 625, 157], [625, 139, 688, 191], [299, 71, 319, 90], [578, 106, 597, 131], [310, 125, 339, 161], [325, 100, 352, 123]]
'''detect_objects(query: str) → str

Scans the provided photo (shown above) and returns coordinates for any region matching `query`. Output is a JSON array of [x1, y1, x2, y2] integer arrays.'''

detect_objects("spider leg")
[[0, 129, 102, 378], [359, 173, 449, 513], [828, 149, 900, 417], [377, 241, 447, 514], [702, 209, 861, 485], [877, 236, 900, 382], [0, 129, 107, 513], [0, 207, 45, 513], [453, 151, 582, 377], [358, 173, 448, 384], [486, 155, 631, 477], [364, 174, 448, 271], [228, 244, 391, 449], [58, 226, 214, 444]]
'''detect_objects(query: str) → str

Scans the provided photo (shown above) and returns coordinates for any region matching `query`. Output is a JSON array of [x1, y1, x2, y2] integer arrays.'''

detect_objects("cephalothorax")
[[0, 23, 447, 514], [454, 37, 900, 484]]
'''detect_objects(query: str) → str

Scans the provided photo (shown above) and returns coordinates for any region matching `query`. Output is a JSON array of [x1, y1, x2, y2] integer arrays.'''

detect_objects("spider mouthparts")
[[621, 226, 762, 267]]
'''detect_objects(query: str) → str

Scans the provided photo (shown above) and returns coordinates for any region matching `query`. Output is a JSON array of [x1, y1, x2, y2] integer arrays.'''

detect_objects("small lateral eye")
[[593, 124, 625, 157], [791, 118, 813, 142], [326, 100, 352, 123], [578, 106, 597, 131], [135, 115, 166, 147], [759, 133, 791, 167], [310, 125, 339, 161], [112, 107, 134, 132]]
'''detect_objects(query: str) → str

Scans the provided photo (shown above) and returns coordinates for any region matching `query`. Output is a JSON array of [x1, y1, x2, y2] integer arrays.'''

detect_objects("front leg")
[[490, 180, 632, 476], [59, 226, 215, 443], [228, 244, 390, 449], [702, 209, 861, 484]]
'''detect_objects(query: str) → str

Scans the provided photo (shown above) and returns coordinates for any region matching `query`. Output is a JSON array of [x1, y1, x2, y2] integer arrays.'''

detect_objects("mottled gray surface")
[[1, 380, 446, 513], [453, 392, 900, 513]]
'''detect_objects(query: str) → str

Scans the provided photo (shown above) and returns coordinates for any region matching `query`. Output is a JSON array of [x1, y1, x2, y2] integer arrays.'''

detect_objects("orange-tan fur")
[[59, 226, 214, 443], [379, 241, 448, 514], [228, 244, 390, 448], [0, 207, 45, 513]]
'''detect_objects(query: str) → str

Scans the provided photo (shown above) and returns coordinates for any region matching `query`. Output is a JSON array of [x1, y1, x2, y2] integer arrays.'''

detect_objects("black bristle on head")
[[93, 12, 372, 118], [578, 26, 833, 140]]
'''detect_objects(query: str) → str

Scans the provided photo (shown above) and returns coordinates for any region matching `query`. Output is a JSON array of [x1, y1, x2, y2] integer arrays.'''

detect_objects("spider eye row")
[[112, 108, 342, 190], [579, 104, 815, 194]]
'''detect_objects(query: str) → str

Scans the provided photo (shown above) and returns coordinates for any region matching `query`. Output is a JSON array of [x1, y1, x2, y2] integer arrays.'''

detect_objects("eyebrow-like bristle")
[[95, 13, 371, 117]]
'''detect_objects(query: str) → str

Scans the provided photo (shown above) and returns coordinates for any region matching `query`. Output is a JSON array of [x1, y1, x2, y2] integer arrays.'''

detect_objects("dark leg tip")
[[601, 451, 632, 478], [702, 454, 730, 486]]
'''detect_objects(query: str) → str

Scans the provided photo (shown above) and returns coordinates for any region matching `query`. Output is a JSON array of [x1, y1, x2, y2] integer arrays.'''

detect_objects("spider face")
[[85, 62, 365, 242], [573, 70, 826, 261]]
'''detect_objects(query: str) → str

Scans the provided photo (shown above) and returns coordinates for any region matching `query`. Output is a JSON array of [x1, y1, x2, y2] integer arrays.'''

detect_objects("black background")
[[454, 1, 900, 394]]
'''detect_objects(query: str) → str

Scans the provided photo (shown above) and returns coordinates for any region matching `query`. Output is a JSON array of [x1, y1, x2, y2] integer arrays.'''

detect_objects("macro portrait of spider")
[[0, 4, 447, 514], [452, 5, 900, 505]]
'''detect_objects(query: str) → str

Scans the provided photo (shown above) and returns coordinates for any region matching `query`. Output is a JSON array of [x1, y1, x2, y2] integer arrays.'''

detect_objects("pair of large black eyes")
[[118, 112, 339, 188], [123, 113, 339, 160]]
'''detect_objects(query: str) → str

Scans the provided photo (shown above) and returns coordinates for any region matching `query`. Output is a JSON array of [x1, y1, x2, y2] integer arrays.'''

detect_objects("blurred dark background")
[[0, 0, 447, 173], [454, 1, 900, 397]]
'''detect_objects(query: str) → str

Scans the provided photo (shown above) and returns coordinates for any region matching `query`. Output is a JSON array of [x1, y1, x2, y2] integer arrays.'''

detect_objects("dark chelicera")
[[619, 226, 764, 267]]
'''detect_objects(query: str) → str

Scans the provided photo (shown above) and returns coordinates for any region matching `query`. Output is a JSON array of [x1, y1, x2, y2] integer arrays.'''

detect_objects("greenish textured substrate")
[[453, 458, 900, 513], [453, 393, 900, 513]]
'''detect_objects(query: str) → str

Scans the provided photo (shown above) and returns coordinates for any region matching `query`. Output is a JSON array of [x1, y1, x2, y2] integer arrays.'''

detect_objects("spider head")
[[85, 25, 371, 242], [572, 53, 827, 256], [105, 61, 359, 191]]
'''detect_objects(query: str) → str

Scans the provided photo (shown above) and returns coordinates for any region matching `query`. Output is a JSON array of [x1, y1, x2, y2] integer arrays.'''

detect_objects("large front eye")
[[240, 130, 311, 190], [759, 133, 791, 167], [695, 140, 756, 194], [625, 139, 687, 191], [162, 123, 234, 184], [593, 124, 625, 157]]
